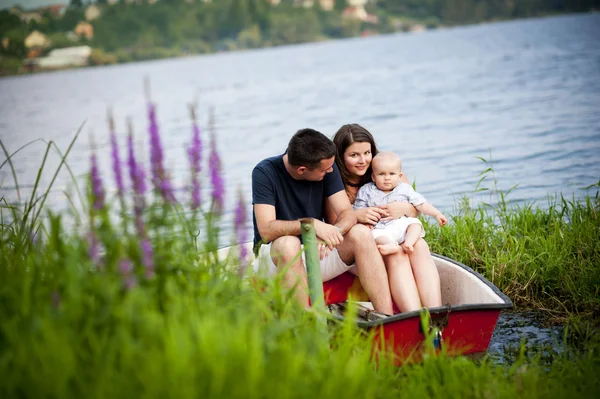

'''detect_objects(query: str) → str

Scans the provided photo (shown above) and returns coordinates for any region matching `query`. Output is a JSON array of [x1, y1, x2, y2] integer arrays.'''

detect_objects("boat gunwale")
[[330, 252, 513, 328]]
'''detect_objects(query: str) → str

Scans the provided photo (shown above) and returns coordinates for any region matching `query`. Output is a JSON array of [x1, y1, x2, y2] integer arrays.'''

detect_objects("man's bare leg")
[[408, 239, 442, 308], [400, 223, 422, 254], [383, 248, 421, 313], [270, 236, 309, 308], [375, 236, 399, 255], [338, 224, 394, 315]]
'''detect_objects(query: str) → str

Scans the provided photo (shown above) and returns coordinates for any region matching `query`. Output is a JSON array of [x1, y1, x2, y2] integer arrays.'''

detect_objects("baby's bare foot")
[[400, 242, 414, 253], [378, 243, 399, 255]]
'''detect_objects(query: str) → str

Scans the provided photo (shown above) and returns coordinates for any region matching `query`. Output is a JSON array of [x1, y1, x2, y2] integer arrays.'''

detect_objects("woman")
[[325, 123, 442, 313]]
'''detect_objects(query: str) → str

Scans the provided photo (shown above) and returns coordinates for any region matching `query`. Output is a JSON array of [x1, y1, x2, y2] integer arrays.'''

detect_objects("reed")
[[1, 104, 599, 398], [421, 160, 600, 323]]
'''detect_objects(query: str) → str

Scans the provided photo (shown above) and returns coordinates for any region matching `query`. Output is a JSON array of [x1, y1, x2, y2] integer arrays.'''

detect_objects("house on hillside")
[[42, 4, 67, 17], [85, 5, 102, 21], [342, 2, 379, 24], [319, 0, 334, 11], [292, 0, 334, 8], [24, 31, 49, 49], [16, 10, 43, 23], [408, 24, 427, 33], [35, 46, 92, 69], [75, 21, 94, 40], [347, 0, 368, 5]]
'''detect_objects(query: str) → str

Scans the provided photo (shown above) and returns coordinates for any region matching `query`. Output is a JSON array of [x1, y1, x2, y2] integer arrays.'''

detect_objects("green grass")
[[421, 164, 600, 322]]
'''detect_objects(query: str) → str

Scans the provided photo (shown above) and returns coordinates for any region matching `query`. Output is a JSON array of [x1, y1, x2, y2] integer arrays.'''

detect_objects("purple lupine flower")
[[209, 134, 224, 213], [234, 189, 249, 275], [110, 131, 124, 197], [88, 230, 101, 266], [147, 102, 175, 203], [90, 152, 105, 210], [141, 238, 155, 279], [127, 132, 147, 199], [190, 175, 201, 211], [187, 110, 202, 210], [119, 258, 137, 290]]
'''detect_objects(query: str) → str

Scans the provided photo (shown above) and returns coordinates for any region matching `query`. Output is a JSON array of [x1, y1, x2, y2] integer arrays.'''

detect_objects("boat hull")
[[323, 253, 512, 361], [217, 244, 512, 360]]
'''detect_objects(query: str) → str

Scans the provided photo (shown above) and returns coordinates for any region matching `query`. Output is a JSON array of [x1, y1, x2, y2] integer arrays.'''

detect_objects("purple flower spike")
[[209, 135, 224, 213], [127, 133, 147, 199], [188, 122, 202, 174], [88, 231, 101, 266], [110, 131, 124, 197], [119, 258, 137, 290], [141, 238, 155, 279], [90, 152, 105, 210], [191, 178, 201, 211], [147, 102, 175, 203], [119, 258, 134, 274], [187, 112, 202, 210]]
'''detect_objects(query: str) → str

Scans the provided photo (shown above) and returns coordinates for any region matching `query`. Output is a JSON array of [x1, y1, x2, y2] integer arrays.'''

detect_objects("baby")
[[353, 151, 447, 255]]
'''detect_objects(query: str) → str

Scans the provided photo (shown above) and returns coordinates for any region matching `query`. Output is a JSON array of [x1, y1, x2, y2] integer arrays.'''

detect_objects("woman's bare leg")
[[408, 239, 442, 308], [338, 224, 395, 315], [383, 248, 421, 313]]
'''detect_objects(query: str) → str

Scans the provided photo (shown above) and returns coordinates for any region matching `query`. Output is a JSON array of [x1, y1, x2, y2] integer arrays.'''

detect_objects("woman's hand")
[[355, 207, 388, 226], [378, 201, 418, 221]]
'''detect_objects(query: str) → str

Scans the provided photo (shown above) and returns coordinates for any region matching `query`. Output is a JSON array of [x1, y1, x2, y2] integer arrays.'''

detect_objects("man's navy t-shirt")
[[252, 155, 344, 247]]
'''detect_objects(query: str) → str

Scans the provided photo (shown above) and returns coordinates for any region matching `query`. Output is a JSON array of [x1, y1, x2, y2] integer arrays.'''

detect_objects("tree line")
[[1, 0, 598, 74]]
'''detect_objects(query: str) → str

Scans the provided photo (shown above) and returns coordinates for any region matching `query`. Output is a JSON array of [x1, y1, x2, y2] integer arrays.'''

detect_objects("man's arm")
[[324, 190, 357, 235], [254, 204, 302, 244]]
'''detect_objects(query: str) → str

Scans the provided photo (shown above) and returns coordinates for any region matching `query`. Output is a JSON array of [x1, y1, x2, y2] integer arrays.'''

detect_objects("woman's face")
[[343, 142, 372, 178]]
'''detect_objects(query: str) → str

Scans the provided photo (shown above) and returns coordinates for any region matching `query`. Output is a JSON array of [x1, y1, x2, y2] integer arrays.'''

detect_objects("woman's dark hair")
[[332, 123, 379, 188], [287, 128, 336, 169]]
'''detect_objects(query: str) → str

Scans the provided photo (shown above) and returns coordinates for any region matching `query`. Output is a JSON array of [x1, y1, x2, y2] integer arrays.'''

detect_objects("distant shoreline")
[[2, 11, 597, 79]]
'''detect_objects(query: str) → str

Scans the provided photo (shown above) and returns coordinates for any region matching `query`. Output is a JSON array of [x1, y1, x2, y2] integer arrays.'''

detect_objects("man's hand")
[[314, 219, 343, 250], [436, 213, 448, 226], [355, 207, 388, 225], [318, 243, 331, 260]]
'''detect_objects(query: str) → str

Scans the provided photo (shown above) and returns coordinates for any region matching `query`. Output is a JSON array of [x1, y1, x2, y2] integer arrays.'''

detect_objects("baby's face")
[[371, 159, 403, 192]]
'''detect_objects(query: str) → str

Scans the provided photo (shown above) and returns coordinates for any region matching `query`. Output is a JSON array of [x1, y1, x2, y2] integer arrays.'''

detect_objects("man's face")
[[301, 156, 335, 181]]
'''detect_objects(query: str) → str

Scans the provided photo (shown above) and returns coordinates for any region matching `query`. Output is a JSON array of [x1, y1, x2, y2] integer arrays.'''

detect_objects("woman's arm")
[[378, 201, 419, 219]]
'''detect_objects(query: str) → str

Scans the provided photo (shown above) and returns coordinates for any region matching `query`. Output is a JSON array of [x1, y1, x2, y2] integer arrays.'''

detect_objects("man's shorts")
[[371, 217, 425, 244], [253, 242, 355, 282]]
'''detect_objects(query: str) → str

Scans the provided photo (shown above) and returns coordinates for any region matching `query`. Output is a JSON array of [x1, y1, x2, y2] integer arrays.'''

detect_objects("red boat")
[[323, 253, 513, 361], [218, 244, 513, 361]]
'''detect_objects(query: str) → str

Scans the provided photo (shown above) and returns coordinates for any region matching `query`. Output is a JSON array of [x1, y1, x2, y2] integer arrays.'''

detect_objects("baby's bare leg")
[[400, 224, 422, 254], [375, 236, 399, 255]]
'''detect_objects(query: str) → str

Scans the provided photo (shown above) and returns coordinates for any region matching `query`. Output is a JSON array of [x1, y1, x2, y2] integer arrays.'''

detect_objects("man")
[[252, 128, 394, 314]]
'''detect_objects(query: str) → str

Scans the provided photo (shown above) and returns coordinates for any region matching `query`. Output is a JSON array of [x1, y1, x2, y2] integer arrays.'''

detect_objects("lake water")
[[1, 13, 599, 238]]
